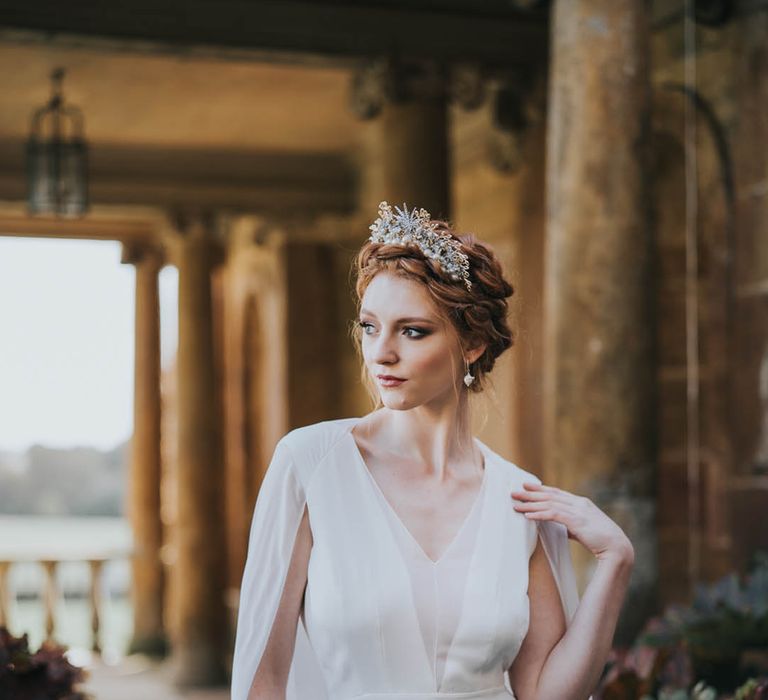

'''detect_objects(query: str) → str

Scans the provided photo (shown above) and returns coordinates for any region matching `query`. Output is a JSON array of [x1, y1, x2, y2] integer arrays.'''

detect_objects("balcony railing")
[[0, 551, 131, 654]]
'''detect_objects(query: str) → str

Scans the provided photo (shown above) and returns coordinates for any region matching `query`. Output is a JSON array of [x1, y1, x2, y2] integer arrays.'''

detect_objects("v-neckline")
[[346, 418, 490, 566]]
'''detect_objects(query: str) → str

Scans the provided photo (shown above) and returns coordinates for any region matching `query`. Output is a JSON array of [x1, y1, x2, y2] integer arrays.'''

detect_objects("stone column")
[[729, 14, 768, 572], [121, 242, 167, 657], [379, 100, 449, 218], [544, 0, 656, 645], [285, 241, 342, 428], [351, 58, 451, 219], [171, 214, 228, 686]]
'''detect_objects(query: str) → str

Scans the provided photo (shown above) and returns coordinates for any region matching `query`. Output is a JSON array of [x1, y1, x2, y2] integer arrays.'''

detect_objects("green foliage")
[[639, 552, 768, 654], [595, 552, 768, 699], [732, 677, 768, 700]]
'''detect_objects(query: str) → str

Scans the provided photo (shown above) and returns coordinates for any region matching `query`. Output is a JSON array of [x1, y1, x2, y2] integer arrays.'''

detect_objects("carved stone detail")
[[350, 57, 489, 119], [486, 130, 524, 174], [486, 71, 546, 173], [449, 64, 487, 111]]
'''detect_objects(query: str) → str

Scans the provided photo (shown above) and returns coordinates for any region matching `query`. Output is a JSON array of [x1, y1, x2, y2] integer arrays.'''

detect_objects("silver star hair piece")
[[368, 201, 472, 291]]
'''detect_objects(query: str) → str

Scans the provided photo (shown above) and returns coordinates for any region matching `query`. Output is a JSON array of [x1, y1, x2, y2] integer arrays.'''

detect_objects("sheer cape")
[[231, 420, 582, 700]]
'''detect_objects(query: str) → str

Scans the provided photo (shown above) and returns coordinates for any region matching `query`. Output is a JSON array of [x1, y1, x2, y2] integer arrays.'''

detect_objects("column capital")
[[486, 69, 547, 173], [167, 209, 218, 240], [349, 57, 490, 120], [162, 209, 227, 269], [120, 241, 166, 267]]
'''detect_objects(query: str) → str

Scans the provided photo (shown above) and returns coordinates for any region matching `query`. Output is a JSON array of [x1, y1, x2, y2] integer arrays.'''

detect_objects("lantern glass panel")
[[26, 137, 88, 217]]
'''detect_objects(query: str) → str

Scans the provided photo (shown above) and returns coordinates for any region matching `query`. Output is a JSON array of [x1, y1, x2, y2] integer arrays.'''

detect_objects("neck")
[[375, 400, 481, 480]]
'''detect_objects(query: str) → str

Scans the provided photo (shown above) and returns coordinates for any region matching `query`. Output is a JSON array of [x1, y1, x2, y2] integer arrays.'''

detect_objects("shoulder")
[[478, 439, 543, 488], [479, 443, 544, 556], [481, 445, 546, 556], [277, 417, 358, 486]]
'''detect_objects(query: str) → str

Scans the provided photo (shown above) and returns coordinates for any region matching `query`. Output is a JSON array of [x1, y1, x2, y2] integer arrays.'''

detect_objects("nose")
[[370, 330, 399, 365]]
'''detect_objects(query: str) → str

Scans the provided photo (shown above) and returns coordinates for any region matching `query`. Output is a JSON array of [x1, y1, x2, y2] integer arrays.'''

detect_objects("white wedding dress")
[[231, 417, 582, 700]]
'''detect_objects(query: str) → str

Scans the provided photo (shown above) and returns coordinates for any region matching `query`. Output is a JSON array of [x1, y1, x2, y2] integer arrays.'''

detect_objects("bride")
[[231, 202, 634, 700]]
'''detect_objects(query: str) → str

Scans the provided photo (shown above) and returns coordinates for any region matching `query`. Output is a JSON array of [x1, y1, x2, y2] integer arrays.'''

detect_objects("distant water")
[[0, 515, 133, 561], [0, 515, 134, 660]]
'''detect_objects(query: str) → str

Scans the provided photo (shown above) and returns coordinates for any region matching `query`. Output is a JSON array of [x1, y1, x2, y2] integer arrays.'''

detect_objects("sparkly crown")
[[367, 201, 472, 291]]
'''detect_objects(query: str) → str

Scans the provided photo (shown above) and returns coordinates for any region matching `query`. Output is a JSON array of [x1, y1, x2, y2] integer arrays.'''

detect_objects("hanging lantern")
[[26, 68, 89, 217]]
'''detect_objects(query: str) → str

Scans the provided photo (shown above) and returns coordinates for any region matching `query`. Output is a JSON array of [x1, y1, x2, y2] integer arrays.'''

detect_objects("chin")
[[380, 394, 418, 411]]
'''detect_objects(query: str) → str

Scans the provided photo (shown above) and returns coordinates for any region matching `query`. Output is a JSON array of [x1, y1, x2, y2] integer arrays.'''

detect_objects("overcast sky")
[[0, 237, 178, 453]]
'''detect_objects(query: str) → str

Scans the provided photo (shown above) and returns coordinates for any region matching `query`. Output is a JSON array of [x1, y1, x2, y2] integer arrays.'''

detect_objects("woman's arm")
[[509, 483, 635, 700], [248, 505, 313, 700], [508, 537, 567, 698]]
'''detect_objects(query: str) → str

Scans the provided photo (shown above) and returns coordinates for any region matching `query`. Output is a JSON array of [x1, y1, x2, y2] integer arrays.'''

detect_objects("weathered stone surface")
[[356, 84, 450, 219], [123, 243, 167, 657], [544, 0, 657, 645], [172, 218, 228, 686]]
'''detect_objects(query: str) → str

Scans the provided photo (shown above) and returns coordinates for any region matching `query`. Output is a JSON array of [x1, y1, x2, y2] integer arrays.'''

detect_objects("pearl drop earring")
[[463, 359, 475, 387]]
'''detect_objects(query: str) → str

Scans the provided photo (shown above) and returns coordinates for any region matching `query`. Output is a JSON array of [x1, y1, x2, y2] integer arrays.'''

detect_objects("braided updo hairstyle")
[[351, 217, 515, 399]]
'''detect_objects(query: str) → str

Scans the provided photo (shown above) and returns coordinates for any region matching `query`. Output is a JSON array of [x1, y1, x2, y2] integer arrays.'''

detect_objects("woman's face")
[[358, 271, 465, 411]]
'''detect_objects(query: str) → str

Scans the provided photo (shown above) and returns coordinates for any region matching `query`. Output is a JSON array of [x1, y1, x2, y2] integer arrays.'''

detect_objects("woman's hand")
[[511, 482, 634, 563]]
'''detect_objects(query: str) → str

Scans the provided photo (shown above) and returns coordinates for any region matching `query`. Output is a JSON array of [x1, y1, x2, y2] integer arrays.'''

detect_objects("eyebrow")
[[359, 309, 437, 324]]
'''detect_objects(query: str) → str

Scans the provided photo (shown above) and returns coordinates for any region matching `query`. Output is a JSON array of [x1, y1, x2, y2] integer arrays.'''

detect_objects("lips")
[[377, 374, 406, 387]]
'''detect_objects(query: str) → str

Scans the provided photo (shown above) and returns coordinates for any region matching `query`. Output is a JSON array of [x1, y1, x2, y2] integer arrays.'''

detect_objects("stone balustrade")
[[0, 553, 129, 654]]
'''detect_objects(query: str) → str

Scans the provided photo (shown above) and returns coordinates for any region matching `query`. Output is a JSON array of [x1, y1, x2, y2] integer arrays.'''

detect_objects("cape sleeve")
[[505, 473, 591, 699], [536, 519, 580, 625], [230, 437, 329, 700], [537, 520, 594, 700]]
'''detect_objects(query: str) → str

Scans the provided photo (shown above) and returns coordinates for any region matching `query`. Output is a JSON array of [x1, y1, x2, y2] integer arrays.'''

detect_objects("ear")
[[464, 343, 487, 366]]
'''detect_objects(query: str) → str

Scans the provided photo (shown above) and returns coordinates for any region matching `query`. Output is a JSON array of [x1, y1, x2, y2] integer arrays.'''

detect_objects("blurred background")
[[0, 0, 766, 698]]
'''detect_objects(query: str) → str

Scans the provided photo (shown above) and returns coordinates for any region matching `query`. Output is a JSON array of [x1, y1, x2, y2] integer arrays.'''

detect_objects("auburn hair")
[[349, 219, 515, 402]]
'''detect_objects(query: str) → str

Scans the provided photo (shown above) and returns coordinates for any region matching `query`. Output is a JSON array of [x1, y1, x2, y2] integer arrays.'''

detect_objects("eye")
[[358, 320, 374, 334], [403, 327, 428, 338]]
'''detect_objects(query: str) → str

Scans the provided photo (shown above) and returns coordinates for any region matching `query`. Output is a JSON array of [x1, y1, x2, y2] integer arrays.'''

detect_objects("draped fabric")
[[231, 418, 583, 700]]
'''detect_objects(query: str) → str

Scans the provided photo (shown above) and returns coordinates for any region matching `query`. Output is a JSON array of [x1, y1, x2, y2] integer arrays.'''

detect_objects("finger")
[[512, 483, 553, 497], [511, 490, 572, 505], [523, 481, 565, 490], [510, 490, 550, 501], [523, 482, 575, 499], [524, 508, 575, 529], [516, 483, 581, 499], [513, 501, 552, 512], [522, 509, 555, 520]]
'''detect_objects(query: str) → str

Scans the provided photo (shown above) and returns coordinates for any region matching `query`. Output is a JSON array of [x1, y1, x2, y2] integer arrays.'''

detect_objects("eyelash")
[[357, 321, 428, 339]]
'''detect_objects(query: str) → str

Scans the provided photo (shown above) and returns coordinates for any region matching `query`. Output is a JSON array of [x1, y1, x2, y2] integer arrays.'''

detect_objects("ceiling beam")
[[0, 1, 548, 68], [0, 210, 158, 243], [0, 140, 356, 214]]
